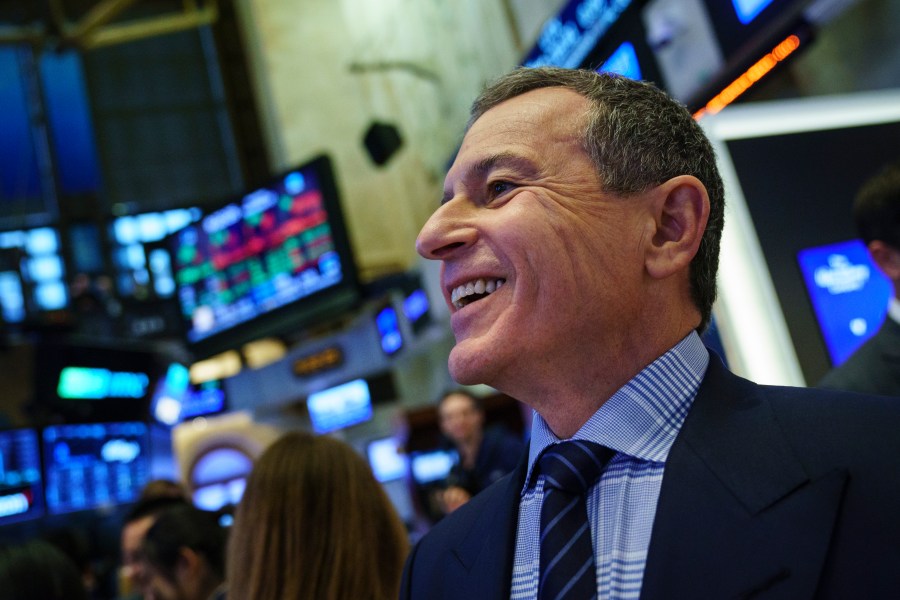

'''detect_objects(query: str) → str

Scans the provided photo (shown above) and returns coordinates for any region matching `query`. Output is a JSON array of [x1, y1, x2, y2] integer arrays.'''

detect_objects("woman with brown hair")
[[227, 431, 409, 600]]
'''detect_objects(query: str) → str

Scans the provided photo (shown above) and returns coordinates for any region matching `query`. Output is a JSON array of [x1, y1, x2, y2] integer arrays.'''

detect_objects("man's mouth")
[[449, 278, 506, 310]]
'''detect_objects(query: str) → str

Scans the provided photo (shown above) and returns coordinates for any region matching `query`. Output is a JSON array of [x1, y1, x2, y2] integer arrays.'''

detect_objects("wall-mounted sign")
[[292, 346, 344, 377]]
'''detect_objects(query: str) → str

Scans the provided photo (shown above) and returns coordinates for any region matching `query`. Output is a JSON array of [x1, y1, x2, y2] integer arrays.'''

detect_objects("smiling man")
[[400, 67, 900, 600]]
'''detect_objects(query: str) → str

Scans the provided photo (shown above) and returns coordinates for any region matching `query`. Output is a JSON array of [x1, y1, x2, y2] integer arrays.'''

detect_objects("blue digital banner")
[[797, 239, 893, 366], [523, 0, 634, 68]]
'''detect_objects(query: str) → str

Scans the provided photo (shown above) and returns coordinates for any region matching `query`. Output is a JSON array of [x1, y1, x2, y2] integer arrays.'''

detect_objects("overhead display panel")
[[522, 0, 816, 110]]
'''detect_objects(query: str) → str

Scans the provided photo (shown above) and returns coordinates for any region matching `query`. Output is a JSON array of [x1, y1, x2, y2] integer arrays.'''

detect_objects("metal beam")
[[81, 4, 218, 49]]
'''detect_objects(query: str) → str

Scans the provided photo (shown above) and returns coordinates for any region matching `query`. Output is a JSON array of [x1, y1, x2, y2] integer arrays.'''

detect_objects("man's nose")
[[416, 199, 477, 260]]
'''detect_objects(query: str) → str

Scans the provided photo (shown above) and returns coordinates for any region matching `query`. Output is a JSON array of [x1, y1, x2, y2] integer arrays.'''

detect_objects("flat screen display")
[[0, 250, 25, 325], [409, 449, 458, 485], [797, 239, 892, 366], [0, 428, 44, 525], [366, 437, 409, 483], [0, 227, 68, 317], [42, 422, 151, 515], [375, 304, 403, 356], [306, 378, 372, 434], [521, 0, 809, 111], [110, 207, 201, 298], [33, 340, 162, 423], [168, 155, 359, 358], [150, 364, 226, 426]]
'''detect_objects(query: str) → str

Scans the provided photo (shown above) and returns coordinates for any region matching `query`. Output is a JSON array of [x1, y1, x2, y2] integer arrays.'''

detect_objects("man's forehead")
[[470, 87, 588, 133]]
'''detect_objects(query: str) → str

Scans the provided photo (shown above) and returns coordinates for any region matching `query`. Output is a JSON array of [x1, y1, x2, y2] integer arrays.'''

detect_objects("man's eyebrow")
[[471, 152, 538, 179], [441, 152, 538, 205]]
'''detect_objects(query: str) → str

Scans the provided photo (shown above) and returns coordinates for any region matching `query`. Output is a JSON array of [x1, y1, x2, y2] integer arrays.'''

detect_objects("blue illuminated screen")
[[375, 305, 403, 356], [410, 449, 458, 485], [42, 422, 151, 515], [151, 363, 226, 426], [402, 289, 429, 324], [111, 208, 201, 298], [599, 42, 642, 80], [522, 0, 635, 68], [0, 228, 68, 314], [306, 379, 372, 434], [797, 239, 892, 366], [57, 366, 151, 400], [0, 258, 25, 324], [367, 437, 409, 483], [0, 428, 45, 525], [732, 0, 775, 24]]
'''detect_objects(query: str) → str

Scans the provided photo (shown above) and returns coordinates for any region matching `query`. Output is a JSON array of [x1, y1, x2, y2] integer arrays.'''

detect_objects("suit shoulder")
[[761, 384, 900, 461]]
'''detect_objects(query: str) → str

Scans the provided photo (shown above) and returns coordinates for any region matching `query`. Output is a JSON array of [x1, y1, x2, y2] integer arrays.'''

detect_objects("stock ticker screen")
[[42, 422, 150, 515], [0, 428, 44, 525], [170, 157, 354, 354]]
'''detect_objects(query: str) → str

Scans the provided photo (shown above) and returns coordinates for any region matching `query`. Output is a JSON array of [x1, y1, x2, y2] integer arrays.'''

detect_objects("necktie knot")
[[536, 440, 613, 495]]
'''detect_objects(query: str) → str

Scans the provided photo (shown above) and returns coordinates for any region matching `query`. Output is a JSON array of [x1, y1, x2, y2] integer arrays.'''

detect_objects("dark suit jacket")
[[818, 317, 900, 397], [400, 357, 900, 599]]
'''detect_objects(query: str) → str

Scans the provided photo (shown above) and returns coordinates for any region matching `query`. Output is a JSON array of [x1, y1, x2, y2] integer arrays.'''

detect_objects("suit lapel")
[[448, 452, 528, 598], [641, 358, 847, 599]]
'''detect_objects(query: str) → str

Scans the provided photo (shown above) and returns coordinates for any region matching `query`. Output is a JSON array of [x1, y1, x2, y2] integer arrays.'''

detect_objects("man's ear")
[[868, 240, 900, 280], [645, 175, 710, 280], [176, 547, 201, 578]]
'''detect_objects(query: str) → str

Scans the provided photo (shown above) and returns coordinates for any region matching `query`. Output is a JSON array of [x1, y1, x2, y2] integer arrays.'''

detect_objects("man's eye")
[[489, 181, 513, 196]]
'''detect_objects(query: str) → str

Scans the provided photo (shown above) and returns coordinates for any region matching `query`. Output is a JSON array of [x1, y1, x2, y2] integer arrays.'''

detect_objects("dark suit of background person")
[[819, 159, 900, 397], [401, 67, 900, 600]]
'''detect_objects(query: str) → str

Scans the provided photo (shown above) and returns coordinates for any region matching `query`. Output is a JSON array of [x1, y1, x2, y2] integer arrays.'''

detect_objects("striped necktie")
[[537, 440, 614, 600]]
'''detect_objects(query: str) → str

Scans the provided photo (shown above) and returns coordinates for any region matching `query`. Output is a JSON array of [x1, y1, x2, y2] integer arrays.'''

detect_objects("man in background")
[[139, 504, 227, 600], [819, 158, 900, 396], [437, 389, 524, 514], [118, 494, 189, 599]]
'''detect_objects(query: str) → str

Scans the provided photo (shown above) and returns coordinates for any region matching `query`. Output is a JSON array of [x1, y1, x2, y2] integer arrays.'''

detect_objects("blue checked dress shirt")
[[510, 332, 709, 600]]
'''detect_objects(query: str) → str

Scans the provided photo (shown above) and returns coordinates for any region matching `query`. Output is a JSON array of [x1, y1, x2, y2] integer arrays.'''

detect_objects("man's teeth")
[[450, 278, 505, 309]]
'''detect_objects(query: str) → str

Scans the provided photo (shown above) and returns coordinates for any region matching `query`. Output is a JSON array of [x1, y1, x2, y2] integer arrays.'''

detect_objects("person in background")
[[119, 495, 190, 599], [819, 158, 900, 395], [401, 66, 900, 599], [42, 526, 98, 597], [138, 479, 190, 503], [437, 389, 524, 513], [0, 539, 89, 600], [227, 431, 409, 600], [139, 504, 227, 600]]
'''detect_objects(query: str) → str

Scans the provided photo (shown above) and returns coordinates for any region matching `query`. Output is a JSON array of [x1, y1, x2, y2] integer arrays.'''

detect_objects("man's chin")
[[448, 345, 493, 386]]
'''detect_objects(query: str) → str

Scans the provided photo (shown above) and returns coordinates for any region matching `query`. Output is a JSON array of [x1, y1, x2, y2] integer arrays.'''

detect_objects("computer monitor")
[[306, 378, 373, 435], [150, 363, 227, 427], [0, 428, 44, 525], [797, 239, 892, 367], [42, 421, 151, 515], [409, 448, 458, 485], [374, 304, 403, 356], [167, 155, 360, 358], [366, 437, 409, 483], [33, 340, 163, 423]]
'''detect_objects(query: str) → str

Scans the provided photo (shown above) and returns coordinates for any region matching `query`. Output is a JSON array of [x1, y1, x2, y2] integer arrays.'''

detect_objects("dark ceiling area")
[[0, 0, 217, 51]]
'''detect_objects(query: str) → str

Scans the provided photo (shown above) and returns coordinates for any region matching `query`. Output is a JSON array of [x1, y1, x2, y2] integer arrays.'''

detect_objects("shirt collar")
[[524, 331, 709, 492]]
